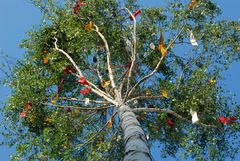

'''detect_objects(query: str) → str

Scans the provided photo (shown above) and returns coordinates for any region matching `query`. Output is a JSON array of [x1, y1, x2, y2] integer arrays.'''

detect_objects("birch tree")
[[1, 0, 240, 160]]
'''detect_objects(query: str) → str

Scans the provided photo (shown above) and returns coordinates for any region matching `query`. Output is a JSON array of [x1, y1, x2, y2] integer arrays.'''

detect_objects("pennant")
[[218, 116, 237, 124], [84, 98, 90, 105], [51, 94, 58, 105], [166, 119, 174, 127], [189, 30, 198, 46], [101, 80, 111, 88], [147, 105, 154, 108], [188, 0, 198, 10], [150, 43, 155, 50], [145, 89, 151, 96], [85, 21, 93, 30], [190, 108, 199, 124], [43, 57, 49, 64], [19, 111, 28, 118], [161, 90, 168, 98], [129, 9, 141, 21], [80, 87, 90, 95], [73, 2, 80, 15], [107, 117, 113, 128], [78, 76, 88, 85], [66, 107, 72, 113], [158, 33, 167, 58]]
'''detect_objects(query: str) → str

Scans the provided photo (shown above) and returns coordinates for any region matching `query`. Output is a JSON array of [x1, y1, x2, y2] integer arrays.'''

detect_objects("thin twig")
[[59, 97, 110, 105]]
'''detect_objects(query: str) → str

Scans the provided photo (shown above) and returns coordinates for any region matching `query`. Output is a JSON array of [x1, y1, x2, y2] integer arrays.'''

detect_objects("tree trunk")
[[118, 104, 152, 161]]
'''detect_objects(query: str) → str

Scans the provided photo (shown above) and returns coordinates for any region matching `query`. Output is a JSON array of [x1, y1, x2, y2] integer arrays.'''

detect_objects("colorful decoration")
[[19, 111, 28, 118], [166, 118, 174, 127], [101, 80, 111, 88], [190, 108, 199, 124], [188, 0, 198, 10], [189, 30, 198, 46], [129, 9, 141, 21], [43, 57, 49, 64], [19, 102, 32, 118], [73, 1, 80, 15], [145, 89, 151, 96], [161, 90, 168, 98], [84, 98, 90, 105], [85, 21, 93, 30], [78, 76, 88, 85], [150, 43, 155, 50], [80, 87, 90, 94], [107, 117, 113, 128], [51, 94, 58, 104], [158, 32, 167, 58], [218, 116, 237, 124], [209, 79, 216, 84]]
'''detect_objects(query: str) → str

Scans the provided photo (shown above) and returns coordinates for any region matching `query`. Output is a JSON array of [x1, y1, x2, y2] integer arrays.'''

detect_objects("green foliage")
[[1, 0, 240, 160]]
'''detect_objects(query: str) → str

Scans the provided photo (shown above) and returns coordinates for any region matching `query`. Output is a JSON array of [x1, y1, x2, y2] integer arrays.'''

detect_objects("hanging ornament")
[[190, 108, 199, 124], [188, 0, 198, 10], [78, 76, 88, 85], [166, 118, 174, 127], [19, 111, 28, 118], [129, 9, 141, 21], [85, 21, 93, 30], [73, 2, 80, 15], [145, 89, 151, 96], [107, 117, 113, 128], [189, 30, 198, 46], [150, 43, 155, 50], [101, 80, 111, 88], [84, 98, 90, 105], [161, 90, 169, 98], [51, 94, 58, 105], [66, 107, 72, 113], [218, 116, 237, 124], [158, 32, 167, 58], [43, 57, 49, 64], [80, 87, 90, 95]]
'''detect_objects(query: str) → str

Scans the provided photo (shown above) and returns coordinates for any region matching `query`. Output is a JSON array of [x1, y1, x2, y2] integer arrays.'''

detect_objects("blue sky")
[[0, 0, 239, 160]]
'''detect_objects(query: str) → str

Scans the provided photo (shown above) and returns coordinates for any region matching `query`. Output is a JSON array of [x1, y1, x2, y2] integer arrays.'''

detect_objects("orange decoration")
[[85, 21, 93, 30], [188, 0, 197, 10], [107, 117, 113, 128], [43, 57, 49, 64]]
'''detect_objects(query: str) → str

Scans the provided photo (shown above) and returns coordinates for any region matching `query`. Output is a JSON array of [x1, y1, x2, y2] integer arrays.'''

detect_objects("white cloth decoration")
[[84, 98, 90, 106], [189, 30, 198, 46], [150, 43, 155, 50], [190, 108, 199, 124]]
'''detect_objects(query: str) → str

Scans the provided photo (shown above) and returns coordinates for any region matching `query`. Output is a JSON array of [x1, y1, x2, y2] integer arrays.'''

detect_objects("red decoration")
[[80, 87, 90, 94], [26, 102, 32, 110], [147, 105, 154, 108], [20, 111, 28, 118], [73, 2, 80, 15], [218, 116, 237, 124], [129, 9, 141, 21], [66, 107, 72, 113], [166, 119, 174, 127], [79, 2, 86, 6], [78, 76, 88, 85]]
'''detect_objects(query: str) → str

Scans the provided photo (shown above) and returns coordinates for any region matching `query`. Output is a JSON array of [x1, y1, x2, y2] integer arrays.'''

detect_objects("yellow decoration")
[[101, 80, 111, 88], [160, 45, 167, 58], [209, 79, 216, 84], [85, 21, 93, 30], [188, 0, 197, 10], [43, 57, 49, 64], [146, 89, 151, 96], [158, 33, 167, 58], [51, 94, 58, 105], [161, 90, 168, 98], [107, 117, 113, 128]]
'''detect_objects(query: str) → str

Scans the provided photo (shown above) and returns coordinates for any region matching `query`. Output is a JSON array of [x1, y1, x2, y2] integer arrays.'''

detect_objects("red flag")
[[78, 76, 88, 85], [218, 116, 237, 124], [166, 119, 174, 127], [73, 2, 80, 15], [129, 9, 141, 21], [19, 111, 28, 118], [80, 87, 90, 94]]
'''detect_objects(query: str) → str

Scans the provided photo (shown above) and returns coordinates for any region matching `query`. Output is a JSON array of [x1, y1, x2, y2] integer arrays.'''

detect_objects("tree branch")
[[132, 108, 217, 128], [59, 97, 110, 105]]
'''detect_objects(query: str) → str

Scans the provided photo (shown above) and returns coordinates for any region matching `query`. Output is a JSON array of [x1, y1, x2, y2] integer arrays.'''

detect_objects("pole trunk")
[[118, 104, 152, 161]]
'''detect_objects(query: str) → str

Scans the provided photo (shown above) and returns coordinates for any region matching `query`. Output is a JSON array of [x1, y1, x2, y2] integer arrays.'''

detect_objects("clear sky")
[[0, 0, 239, 160]]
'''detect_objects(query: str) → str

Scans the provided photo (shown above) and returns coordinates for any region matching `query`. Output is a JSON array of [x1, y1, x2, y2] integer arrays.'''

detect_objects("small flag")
[[218, 116, 237, 124], [189, 30, 198, 46], [43, 57, 49, 64], [146, 89, 151, 96], [85, 21, 93, 30], [19, 111, 28, 118], [107, 117, 113, 128], [188, 0, 198, 10], [80, 87, 90, 95], [78, 76, 88, 85], [129, 9, 141, 21], [84, 98, 90, 105], [190, 108, 199, 124], [161, 90, 169, 98], [101, 80, 111, 88]]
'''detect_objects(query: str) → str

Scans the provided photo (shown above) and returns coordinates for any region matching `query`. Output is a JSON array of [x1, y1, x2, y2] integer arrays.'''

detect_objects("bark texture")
[[118, 104, 152, 161]]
